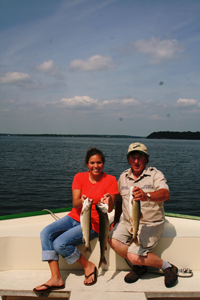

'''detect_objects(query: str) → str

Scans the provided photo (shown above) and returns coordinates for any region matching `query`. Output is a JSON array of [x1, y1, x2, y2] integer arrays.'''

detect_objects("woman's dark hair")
[[85, 148, 105, 164]]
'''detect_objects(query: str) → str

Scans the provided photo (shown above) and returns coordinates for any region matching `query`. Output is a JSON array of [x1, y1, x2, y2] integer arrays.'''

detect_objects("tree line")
[[147, 131, 200, 140]]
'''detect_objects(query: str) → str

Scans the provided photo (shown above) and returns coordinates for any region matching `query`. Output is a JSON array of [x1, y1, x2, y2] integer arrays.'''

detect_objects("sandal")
[[33, 284, 65, 294], [84, 267, 97, 286]]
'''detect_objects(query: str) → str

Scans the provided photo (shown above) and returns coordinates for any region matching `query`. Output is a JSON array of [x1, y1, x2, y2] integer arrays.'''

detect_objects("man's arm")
[[132, 187, 170, 202]]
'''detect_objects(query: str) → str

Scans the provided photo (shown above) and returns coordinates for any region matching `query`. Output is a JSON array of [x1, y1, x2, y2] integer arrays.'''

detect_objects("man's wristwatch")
[[147, 193, 151, 202]]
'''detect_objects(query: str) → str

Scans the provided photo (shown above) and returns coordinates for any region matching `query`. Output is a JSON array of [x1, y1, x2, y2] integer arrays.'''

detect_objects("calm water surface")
[[0, 136, 199, 217]]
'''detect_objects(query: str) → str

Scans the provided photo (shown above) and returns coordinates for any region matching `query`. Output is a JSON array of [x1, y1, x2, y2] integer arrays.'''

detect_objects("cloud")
[[175, 98, 198, 107], [0, 72, 32, 84], [0, 71, 48, 89], [118, 37, 185, 64], [1, 98, 15, 104], [150, 114, 163, 120], [36, 60, 63, 78], [1, 108, 10, 112], [53, 96, 141, 112], [102, 98, 140, 106], [51, 94, 200, 122], [68, 55, 115, 71], [56, 96, 98, 108]]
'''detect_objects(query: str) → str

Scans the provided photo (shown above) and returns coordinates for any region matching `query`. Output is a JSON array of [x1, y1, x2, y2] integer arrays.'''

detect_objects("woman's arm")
[[72, 189, 87, 209]]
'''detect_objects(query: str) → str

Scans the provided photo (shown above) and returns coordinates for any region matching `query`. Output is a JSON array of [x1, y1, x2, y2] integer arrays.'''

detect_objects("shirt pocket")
[[120, 189, 130, 206], [120, 188, 130, 199]]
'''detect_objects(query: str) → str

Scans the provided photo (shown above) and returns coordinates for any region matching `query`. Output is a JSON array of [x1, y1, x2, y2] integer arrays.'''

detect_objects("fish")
[[129, 186, 141, 246], [80, 198, 93, 253], [96, 202, 110, 269]]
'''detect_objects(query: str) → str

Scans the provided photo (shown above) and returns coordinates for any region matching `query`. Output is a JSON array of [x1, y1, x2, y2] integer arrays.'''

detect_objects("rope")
[[42, 209, 60, 220]]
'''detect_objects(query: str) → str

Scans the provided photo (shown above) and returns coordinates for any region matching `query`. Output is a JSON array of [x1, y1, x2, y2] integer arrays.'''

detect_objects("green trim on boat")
[[0, 208, 200, 221], [0, 207, 71, 221], [165, 212, 200, 220]]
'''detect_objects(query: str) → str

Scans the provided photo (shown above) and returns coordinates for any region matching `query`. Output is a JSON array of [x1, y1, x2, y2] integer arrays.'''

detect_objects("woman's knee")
[[40, 226, 49, 241], [53, 239, 63, 253], [53, 237, 70, 252], [40, 222, 58, 241], [53, 239, 74, 257]]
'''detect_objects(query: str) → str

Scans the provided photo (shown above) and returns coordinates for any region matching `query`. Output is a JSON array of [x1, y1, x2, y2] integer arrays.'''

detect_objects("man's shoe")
[[124, 265, 147, 283], [164, 263, 178, 287]]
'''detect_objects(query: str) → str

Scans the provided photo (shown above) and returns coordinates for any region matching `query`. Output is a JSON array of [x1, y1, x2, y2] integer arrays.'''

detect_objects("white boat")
[[0, 209, 200, 300]]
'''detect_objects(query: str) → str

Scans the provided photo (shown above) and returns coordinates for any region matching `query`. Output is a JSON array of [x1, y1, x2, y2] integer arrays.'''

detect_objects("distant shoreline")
[[147, 131, 200, 140], [1, 132, 199, 140], [0, 133, 144, 139]]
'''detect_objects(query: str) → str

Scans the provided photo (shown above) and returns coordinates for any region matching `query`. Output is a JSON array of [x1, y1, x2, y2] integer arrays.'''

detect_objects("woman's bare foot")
[[34, 277, 64, 292], [84, 261, 97, 285]]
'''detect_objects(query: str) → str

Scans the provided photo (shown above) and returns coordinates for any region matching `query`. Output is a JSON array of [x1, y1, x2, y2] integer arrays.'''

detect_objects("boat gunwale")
[[0, 208, 200, 221]]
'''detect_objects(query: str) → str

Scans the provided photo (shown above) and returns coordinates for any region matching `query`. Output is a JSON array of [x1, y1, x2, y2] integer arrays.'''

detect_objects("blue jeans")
[[40, 215, 98, 265]]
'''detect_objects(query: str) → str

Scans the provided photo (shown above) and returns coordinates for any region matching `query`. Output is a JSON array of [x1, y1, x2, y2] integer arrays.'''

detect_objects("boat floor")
[[0, 269, 200, 300]]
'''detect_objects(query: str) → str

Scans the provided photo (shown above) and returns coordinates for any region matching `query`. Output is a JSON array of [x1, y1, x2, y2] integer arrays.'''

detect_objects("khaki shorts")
[[109, 219, 164, 256]]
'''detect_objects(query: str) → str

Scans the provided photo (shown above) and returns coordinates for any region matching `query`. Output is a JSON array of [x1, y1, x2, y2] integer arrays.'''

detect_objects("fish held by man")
[[96, 202, 110, 269], [80, 198, 93, 253], [129, 186, 141, 246]]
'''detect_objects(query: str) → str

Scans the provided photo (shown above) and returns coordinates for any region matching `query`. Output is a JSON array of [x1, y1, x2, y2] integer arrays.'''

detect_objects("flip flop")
[[33, 283, 65, 294], [84, 267, 97, 286]]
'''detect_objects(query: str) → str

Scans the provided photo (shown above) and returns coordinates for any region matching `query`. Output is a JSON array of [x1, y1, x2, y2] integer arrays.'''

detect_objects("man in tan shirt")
[[109, 142, 178, 288]]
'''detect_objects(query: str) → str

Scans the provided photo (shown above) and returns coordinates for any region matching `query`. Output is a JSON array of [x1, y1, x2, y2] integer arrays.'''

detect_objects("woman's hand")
[[100, 193, 111, 205], [100, 193, 115, 212], [81, 194, 87, 205]]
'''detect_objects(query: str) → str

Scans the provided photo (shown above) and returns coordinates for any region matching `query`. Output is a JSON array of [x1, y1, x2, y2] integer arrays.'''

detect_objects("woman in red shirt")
[[33, 148, 118, 293]]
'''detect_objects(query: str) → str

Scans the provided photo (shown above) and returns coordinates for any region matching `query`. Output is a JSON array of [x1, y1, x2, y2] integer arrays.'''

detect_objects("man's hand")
[[132, 186, 147, 202]]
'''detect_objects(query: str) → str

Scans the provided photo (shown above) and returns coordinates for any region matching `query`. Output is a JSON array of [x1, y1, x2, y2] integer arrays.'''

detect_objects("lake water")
[[0, 136, 200, 217]]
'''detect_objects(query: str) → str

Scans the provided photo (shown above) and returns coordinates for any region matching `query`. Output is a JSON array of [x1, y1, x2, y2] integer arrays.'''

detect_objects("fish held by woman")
[[96, 202, 110, 269], [129, 186, 142, 246], [80, 198, 93, 253]]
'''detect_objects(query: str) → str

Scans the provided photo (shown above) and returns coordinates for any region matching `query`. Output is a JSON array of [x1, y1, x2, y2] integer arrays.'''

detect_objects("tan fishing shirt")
[[118, 165, 169, 233]]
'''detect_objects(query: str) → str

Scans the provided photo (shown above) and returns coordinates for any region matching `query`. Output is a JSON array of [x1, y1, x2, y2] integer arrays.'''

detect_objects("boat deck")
[[0, 211, 200, 299], [0, 269, 200, 300]]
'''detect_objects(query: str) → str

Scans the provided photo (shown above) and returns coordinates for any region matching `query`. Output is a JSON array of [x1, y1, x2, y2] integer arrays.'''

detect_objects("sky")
[[0, 0, 200, 136]]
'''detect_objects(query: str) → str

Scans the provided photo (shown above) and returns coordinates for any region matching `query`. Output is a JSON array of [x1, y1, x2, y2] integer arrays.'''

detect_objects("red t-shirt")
[[68, 172, 118, 233]]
